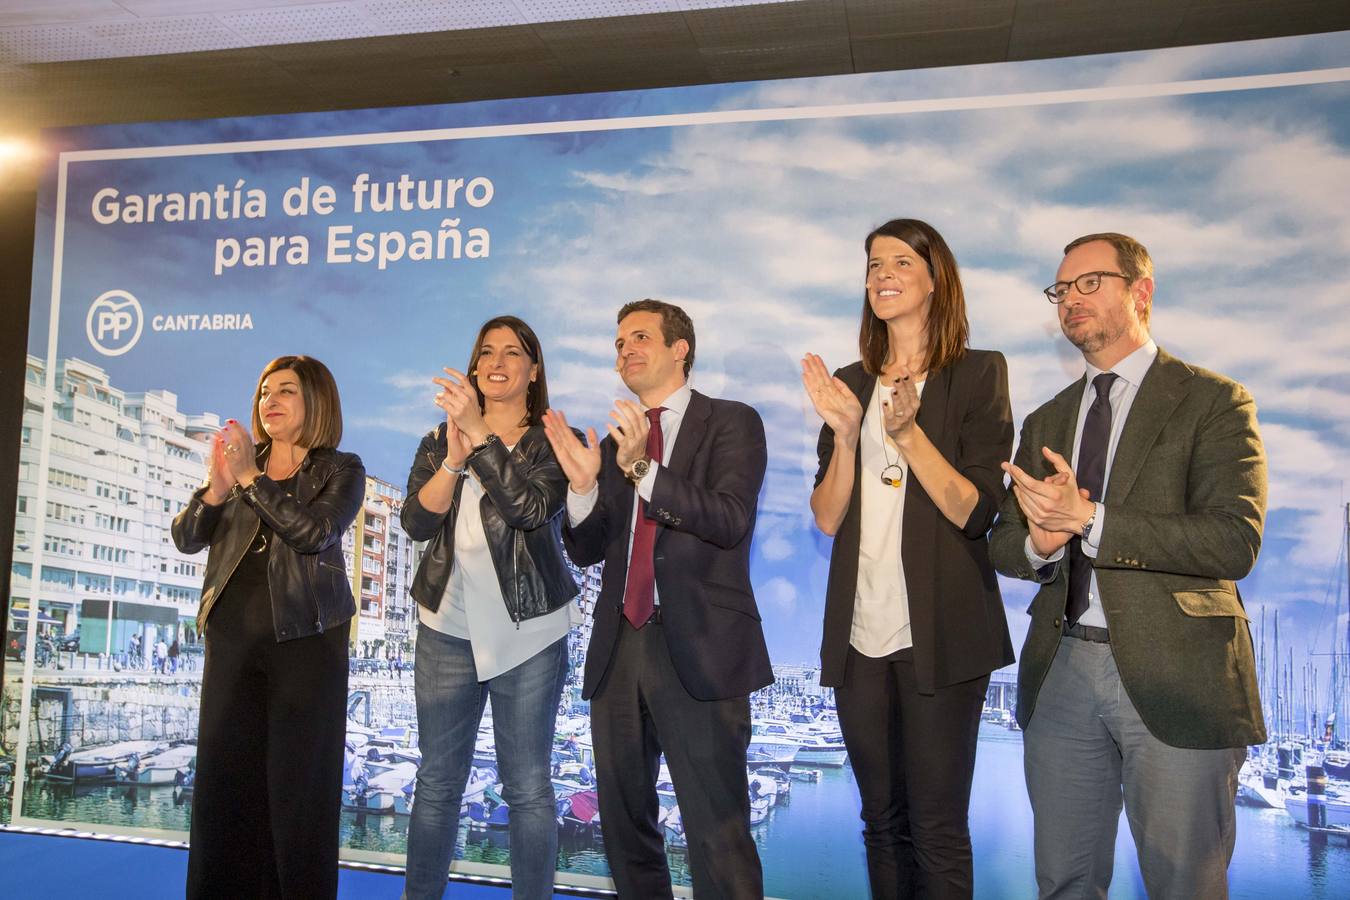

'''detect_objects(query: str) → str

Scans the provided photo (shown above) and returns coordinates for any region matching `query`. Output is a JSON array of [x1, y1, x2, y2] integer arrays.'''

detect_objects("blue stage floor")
[[0, 830, 594, 899]]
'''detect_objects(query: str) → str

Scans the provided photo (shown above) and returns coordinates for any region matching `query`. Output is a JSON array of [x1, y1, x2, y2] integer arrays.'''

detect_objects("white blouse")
[[418, 447, 572, 681], [851, 376, 925, 658]]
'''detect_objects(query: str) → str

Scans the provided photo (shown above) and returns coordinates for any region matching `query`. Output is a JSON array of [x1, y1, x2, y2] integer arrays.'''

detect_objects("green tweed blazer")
[[989, 348, 1268, 749]]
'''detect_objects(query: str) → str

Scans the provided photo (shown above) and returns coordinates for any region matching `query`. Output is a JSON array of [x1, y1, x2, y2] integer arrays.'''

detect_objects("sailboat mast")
[[1343, 502, 1350, 744]]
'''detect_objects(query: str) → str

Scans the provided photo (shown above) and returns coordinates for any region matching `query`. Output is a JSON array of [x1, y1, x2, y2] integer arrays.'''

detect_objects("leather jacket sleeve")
[[171, 486, 227, 554], [242, 452, 366, 553], [401, 427, 451, 541], [468, 432, 568, 530]]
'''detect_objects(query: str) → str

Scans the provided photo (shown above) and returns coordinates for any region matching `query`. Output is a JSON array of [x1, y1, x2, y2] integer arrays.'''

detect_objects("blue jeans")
[[403, 624, 568, 900]]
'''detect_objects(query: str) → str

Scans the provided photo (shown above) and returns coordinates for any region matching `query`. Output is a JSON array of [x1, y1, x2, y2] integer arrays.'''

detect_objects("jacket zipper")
[[301, 554, 321, 632], [512, 532, 522, 630]]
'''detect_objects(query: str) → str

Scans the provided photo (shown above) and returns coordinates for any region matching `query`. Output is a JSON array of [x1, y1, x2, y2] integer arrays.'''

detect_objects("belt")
[[1063, 622, 1110, 643], [620, 605, 662, 626]]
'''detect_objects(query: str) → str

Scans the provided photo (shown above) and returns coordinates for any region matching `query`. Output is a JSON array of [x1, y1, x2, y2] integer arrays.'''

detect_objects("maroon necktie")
[[623, 407, 666, 628]]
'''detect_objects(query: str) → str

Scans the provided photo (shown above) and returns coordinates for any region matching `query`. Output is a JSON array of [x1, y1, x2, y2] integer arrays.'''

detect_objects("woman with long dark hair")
[[802, 219, 1014, 899], [172, 355, 364, 898], [401, 316, 577, 900]]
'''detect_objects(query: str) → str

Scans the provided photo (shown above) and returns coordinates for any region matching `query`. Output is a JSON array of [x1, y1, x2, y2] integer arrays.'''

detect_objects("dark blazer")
[[989, 348, 1268, 749], [564, 389, 774, 702], [401, 423, 579, 623], [172, 446, 365, 642], [815, 350, 1015, 692]]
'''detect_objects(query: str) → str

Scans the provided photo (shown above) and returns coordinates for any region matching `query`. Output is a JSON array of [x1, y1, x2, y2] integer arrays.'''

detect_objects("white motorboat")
[[747, 734, 799, 767], [1284, 787, 1350, 830], [115, 743, 197, 785], [42, 740, 169, 782]]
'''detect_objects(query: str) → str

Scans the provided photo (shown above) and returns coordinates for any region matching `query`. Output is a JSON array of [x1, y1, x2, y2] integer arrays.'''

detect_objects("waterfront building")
[[11, 355, 211, 663], [342, 476, 415, 660]]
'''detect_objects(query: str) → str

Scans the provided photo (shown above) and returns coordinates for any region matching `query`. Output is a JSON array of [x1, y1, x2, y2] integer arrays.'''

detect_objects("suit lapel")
[[667, 390, 709, 480], [905, 364, 949, 511], [645, 390, 708, 547], [1105, 349, 1189, 503], [1045, 377, 1084, 477], [845, 368, 874, 528], [913, 365, 950, 449]]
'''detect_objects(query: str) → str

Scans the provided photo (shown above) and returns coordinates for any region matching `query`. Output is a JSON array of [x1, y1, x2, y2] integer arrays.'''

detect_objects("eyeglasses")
[[1043, 271, 1130, 304]]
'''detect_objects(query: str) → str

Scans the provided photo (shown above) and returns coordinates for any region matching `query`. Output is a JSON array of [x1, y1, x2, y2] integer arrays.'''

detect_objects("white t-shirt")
[[851, 377, 925, 657]]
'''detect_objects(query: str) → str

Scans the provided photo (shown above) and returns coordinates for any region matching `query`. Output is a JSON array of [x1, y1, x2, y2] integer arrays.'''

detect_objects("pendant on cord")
[[880, 465, 904, 488]]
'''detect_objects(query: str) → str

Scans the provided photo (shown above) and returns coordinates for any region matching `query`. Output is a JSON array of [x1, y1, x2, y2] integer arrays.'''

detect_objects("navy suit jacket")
[[564, 389, 774, 701]]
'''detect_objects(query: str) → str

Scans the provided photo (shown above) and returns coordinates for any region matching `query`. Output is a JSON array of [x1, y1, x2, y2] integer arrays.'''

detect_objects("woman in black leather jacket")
[[171, 355, 364, 900], [401, 316, 578, 900]]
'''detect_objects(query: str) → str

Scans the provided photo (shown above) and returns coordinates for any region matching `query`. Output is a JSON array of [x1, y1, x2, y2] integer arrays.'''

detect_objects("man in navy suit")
[[544, 299, 772, 900]]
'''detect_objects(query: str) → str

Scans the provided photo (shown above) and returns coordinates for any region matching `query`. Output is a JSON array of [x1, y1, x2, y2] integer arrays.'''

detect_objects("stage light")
[[0, 136, 37, 175]]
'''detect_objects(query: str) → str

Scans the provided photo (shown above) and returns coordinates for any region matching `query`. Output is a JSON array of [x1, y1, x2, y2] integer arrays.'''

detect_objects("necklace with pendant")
[[876, 383, 904, 488]]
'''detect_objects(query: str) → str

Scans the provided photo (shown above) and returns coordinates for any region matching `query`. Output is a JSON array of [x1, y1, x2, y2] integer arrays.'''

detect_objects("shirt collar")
[[644, 382, 692, 417], [1086, 338, 1157, 388]]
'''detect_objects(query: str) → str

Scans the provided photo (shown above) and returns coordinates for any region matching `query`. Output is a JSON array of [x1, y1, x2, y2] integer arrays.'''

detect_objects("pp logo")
[[86, 290, 144, 356]]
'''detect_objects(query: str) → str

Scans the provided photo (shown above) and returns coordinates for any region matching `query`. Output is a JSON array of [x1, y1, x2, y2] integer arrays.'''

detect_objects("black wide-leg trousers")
[[187, 585, 349, 900]]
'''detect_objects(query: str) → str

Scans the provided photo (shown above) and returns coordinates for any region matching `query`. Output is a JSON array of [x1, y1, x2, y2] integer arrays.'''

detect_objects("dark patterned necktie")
[[623, 407, 666, 628], [1066, 373, 1118, 625]]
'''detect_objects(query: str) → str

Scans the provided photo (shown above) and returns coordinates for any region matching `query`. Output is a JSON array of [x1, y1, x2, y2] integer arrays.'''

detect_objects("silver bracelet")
[[441, 458, 467, 476]]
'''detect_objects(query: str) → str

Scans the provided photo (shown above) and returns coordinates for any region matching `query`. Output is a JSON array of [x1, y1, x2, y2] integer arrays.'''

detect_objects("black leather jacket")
[[171, 446, 366, 642], [402, 423, 578, 623]]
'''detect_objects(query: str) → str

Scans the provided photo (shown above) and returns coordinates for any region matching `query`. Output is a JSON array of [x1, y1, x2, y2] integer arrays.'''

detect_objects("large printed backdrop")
[[6, 31, 1350, 899]]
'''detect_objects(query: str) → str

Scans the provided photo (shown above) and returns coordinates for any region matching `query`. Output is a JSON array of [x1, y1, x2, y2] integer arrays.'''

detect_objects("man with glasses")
[[990, 233, 1267, 899]]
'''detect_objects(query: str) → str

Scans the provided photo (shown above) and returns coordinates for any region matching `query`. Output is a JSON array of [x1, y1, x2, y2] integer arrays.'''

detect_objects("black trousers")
[[835, 646, 989, 900], [590, 618, 764, 900], [187, 584, 349, 899]]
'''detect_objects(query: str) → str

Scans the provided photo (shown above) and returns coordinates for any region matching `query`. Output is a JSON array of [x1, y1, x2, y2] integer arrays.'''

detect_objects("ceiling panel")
[[86, 16, 251, 57], [216, 3, 386, 47], [0, 24, 111, 64], [0, 2, 133, 28], [515, 0, 683, 19], [361, 0, 527, 33], [533, 12, 696, 58], [114, 2, 326, 15], [684, 1, 848, 50]]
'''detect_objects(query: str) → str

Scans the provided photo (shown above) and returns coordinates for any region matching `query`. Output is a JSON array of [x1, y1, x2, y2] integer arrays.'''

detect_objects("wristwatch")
[[1080, 509, 1097, 540], [627, 457, 652, 483]]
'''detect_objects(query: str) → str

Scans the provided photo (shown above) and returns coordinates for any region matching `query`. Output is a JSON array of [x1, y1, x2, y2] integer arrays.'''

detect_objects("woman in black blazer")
[[802, 218, 1014, 899]]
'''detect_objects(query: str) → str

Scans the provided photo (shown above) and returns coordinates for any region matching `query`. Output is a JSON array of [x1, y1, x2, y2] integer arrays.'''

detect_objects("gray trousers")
[[1024, 636, 1246, 900]]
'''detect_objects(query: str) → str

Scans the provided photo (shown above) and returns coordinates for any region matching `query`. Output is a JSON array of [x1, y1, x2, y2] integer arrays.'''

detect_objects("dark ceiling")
[[0, 0, 1347, 194]]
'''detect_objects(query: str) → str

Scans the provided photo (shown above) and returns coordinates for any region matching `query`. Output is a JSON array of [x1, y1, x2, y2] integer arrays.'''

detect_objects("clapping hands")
[[801, 354, 863, 444]]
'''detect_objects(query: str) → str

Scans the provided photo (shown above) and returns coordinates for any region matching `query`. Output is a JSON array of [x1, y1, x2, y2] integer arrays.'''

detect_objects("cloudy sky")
[[26, 31, 1350, 680]]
